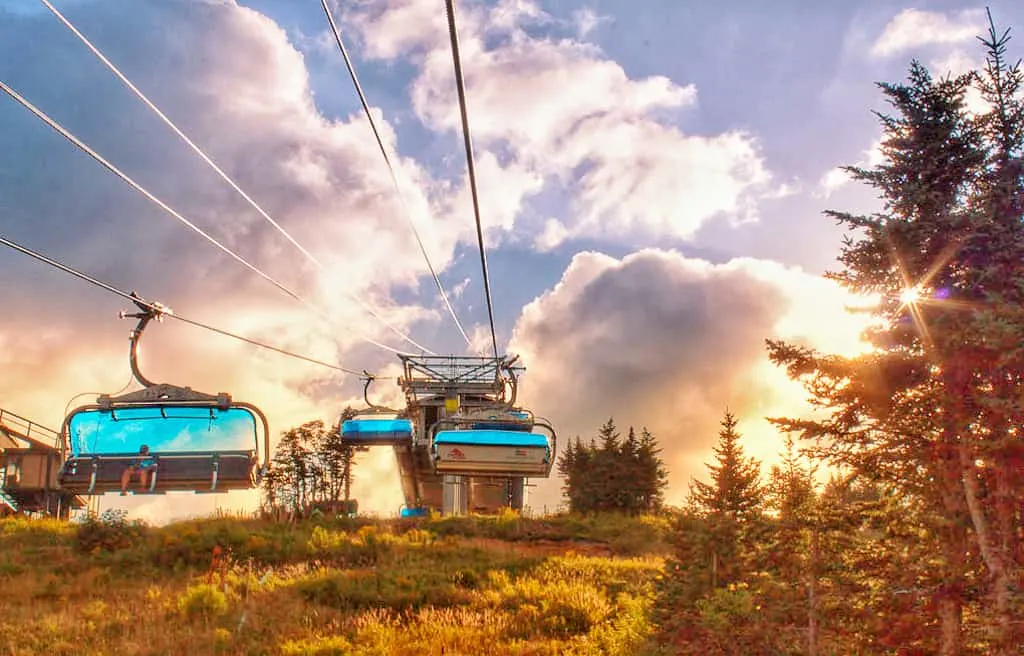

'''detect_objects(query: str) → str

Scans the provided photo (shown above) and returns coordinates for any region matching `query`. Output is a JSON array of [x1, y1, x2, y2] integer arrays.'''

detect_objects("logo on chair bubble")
[[448, 448, 466, 460]]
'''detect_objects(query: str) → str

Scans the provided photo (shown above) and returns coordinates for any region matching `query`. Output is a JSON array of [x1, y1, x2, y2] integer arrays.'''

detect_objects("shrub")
[[74, 509, 145, 554], [177, 582, 229, 622]]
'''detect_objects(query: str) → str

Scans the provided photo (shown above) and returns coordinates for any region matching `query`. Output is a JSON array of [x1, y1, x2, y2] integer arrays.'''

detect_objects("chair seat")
[[57, 450, 256, 495]]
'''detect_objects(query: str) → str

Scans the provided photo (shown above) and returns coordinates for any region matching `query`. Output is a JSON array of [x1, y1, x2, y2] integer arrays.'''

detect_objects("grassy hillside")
[[0, 511, 671, 655]]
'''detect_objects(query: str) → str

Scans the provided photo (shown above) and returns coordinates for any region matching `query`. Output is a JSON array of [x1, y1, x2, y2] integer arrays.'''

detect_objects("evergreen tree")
[[656, 20, 1024, 654], [766, 31, 1024, 650], [594, 417, 621, 512], [767, 435, 816, 524], [557, 418, 669, 515], [764, 436, 823, 654], [621, 427, 641, 514], [556, 436, 581, 510], [689, 409, 763, 520], [636, 427, 668, 513], [683, 409, 765, 590], [950, 15, 1024, 649]]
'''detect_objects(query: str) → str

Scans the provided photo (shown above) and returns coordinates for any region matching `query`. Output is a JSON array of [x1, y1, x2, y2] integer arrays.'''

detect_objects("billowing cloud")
[[344, 0, 776, 245], [870, 8, 986, 58], [508, 249, 871, 508]]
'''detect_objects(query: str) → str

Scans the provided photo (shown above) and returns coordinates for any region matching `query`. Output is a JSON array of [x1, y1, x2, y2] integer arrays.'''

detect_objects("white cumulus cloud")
[[345, 0, 776, 245], [508, 249, 873, 509], [871, 8, 986, 58]]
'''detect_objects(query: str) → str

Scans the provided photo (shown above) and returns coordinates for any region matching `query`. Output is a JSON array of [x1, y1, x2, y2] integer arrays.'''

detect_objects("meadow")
[[0, 510, 672, 655]]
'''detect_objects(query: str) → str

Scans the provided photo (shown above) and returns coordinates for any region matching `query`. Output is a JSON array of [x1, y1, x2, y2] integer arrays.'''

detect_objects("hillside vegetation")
[[0, 511, 671, 655]]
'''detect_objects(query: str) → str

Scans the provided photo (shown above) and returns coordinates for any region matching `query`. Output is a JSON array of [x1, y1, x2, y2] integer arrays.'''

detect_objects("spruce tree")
[[622, 427, 641, 514], [686, 408, 765, 589], [951, 14, 1024, 649], [557, 420, 669, 515], [689, 409, 763, 520], [594, 417, 620, 512], [767, 435, 816, 524], [556, 436, 580, 511], [636, 427, 668, 513], [764, 35, 1024, 650]]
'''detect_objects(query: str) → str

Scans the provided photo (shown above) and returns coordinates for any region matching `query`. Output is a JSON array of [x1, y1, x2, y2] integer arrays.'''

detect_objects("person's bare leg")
[[121, 468, 133, 494], [139, 469, 149, 492]]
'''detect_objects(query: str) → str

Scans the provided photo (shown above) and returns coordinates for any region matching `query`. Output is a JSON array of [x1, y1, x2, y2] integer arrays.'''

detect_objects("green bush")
[[177, 582, 229, 622], [74, 509, 145, 554]]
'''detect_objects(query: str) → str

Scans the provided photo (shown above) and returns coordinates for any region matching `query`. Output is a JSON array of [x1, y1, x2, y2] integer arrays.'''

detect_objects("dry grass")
[[0, 511, 670, 655]]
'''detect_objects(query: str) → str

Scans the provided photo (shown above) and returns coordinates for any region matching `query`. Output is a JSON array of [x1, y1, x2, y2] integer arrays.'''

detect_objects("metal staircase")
[[0, 467, 17, 512], [0, 406, 83, 517]]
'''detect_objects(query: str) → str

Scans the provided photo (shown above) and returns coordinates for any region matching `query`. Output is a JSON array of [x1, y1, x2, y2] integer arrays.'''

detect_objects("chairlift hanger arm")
[[119, 291, 173, 389], [357, 372, 400, 414], [500, 363, 519, 407]]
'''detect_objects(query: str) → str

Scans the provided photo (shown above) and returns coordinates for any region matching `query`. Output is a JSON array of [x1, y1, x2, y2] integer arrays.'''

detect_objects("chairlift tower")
[[396, 354, 526, 516]]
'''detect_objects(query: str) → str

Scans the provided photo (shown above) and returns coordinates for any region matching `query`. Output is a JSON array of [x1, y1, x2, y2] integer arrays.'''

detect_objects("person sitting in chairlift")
[[120, 444, 157, 495]]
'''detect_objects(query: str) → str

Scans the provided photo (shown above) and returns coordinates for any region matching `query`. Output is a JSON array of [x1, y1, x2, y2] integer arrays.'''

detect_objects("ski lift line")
[[320, 0, 473, 349], [0, 235, 371, 377], [443, 0, 499, 360], [0, 81, 299, 307], [0, 79, 415, 358], [37, 0, 435, 357]]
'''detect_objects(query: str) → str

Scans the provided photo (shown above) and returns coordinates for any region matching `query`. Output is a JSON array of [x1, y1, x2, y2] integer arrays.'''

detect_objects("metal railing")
[[0, 407, 61, 451]]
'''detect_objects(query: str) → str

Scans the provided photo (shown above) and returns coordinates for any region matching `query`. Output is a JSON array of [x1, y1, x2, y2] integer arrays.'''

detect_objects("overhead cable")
[[38, 0, 434, 355], [443, 0, 499, 359], [0, 78, 415, 357], [320, 0, 473, 349], [0, 235, 370, 376]]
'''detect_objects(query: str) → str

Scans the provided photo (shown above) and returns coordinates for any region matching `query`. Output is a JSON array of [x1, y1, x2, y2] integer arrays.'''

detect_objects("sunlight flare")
[[899, 286, 921, 306]]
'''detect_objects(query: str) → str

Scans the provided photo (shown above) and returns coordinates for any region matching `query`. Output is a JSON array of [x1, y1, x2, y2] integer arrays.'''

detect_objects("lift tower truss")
[[396, 354, 523, 407]]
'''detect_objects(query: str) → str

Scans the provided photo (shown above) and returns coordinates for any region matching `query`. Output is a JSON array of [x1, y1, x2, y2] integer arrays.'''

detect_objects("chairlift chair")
[[56, 294, 270, 495], [427, 409, 556, 478], [338, 373, 414, 447]]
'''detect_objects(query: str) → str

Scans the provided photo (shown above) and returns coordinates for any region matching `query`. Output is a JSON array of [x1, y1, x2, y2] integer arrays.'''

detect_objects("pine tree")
[[621, 427, 641, 514], [594, 417, 621, 512], [636, 427, 668, 513], [950, 14, 1024, 649], [689, 409, 763, 520], [764, 41, 1024, 652], [556, 436, 580, 510], [558, 420, 669, 515], [685, 408, 765, 590], [767, 435, 816, 524], [765, 435, 822, 654]]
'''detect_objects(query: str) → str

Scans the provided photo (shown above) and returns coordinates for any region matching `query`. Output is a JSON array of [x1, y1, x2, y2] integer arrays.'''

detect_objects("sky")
[[1, 0, 1021, 522]]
